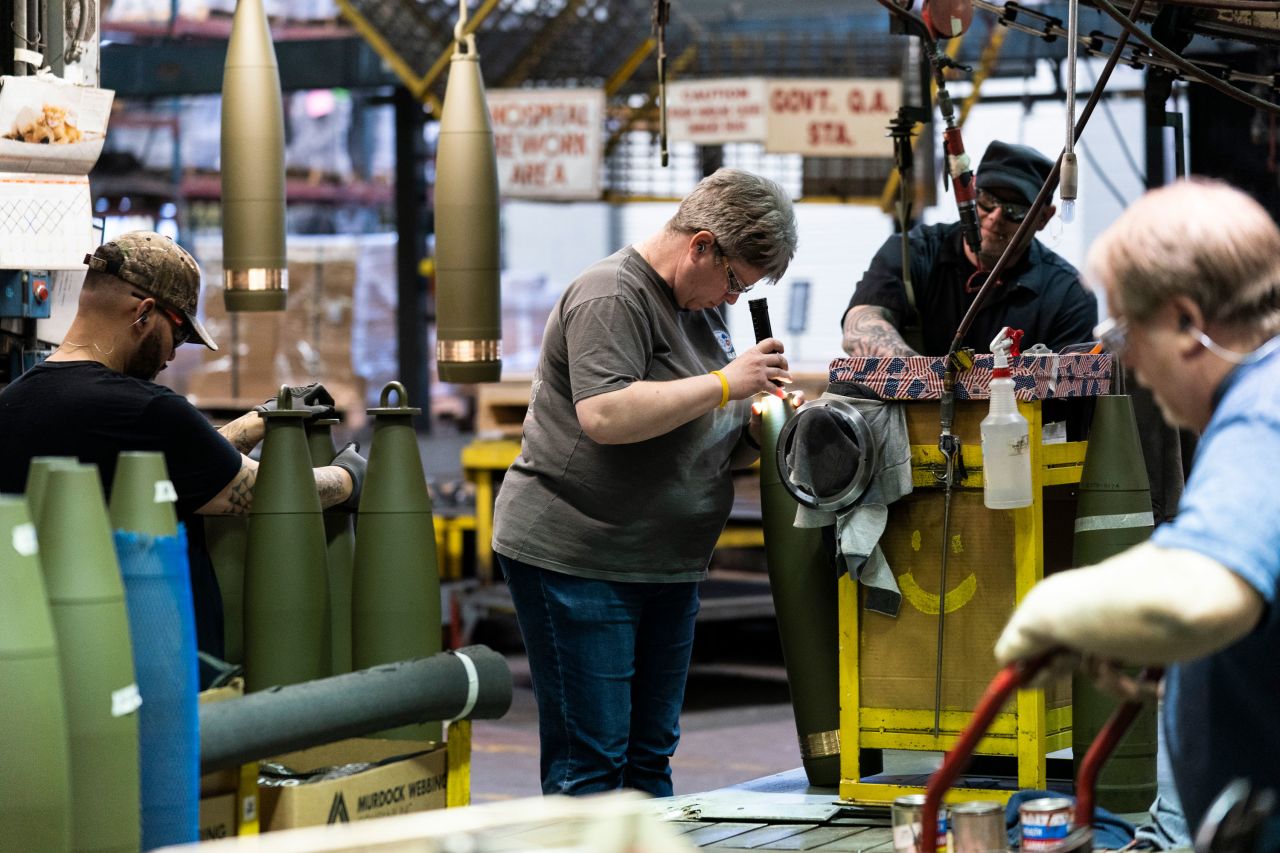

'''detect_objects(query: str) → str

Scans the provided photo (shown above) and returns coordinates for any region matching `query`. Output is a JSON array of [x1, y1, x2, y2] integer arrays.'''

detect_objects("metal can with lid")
[[892, 794, 949, 853], [1020, 796, 1074, 851], [950, 800, 1005, 853]]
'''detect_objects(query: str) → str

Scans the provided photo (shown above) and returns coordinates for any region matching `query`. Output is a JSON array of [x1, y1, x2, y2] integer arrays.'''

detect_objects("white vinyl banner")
[[666, 78, 768, 145], [764, 79, 899, 158], [488, 88, 604, 200]]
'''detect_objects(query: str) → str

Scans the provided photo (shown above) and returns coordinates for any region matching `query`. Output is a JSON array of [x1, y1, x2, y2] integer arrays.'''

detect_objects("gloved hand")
[[254, 383, 336, 420], [330, 441, 367, 511]]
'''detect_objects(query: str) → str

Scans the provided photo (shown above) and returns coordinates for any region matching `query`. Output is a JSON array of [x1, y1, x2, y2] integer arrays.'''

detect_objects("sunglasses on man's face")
[[975, 190, 1032, 224]]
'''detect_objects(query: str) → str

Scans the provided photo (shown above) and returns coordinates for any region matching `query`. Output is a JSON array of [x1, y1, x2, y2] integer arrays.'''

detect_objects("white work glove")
[[994, 571, 1089, 686]]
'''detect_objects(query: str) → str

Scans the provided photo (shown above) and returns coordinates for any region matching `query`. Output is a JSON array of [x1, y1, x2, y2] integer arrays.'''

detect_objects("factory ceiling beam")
[[604, 36, 657, 96], [603, 43, 697, 156], [497, 0, 590, 87], [101, 37, 397, 97]]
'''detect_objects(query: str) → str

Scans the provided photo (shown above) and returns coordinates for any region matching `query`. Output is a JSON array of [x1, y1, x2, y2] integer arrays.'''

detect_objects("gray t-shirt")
[[492, 246, 750, 583]]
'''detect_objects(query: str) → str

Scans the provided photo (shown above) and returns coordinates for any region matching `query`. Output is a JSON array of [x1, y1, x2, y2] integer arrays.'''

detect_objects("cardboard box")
[[177, 236, 366, 423], [197, 792, 238, 841], [257, 738, 447, 832], [197, 679, 259, 839]]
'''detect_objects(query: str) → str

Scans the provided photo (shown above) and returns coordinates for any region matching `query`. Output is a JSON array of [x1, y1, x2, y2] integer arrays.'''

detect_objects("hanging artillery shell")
[[220, 0, 288, 311], [435, 36, 502, 383]]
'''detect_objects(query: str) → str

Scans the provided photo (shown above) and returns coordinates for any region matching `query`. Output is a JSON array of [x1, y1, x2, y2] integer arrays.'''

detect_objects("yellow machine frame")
[[838, 400, 1087, 805]]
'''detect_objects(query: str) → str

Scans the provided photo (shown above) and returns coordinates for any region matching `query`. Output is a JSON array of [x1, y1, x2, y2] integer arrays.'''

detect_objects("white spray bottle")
[[981, 327, 1032, 509]]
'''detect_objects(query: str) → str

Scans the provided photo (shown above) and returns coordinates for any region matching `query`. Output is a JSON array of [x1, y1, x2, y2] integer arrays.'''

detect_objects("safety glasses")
[[1093, 316, 1128, 356], [976, 189, 1032, 224]]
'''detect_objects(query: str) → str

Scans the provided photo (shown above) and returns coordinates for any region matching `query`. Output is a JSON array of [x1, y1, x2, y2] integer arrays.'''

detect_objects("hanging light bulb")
[[435, 1, 502, 383], [220, 0, 288, 311]]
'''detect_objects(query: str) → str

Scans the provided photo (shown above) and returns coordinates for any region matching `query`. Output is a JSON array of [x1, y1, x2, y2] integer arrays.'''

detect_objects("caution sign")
[[488, 88, 604, 200], [667, 78, 767, 145], [764, 78, 899, 158]]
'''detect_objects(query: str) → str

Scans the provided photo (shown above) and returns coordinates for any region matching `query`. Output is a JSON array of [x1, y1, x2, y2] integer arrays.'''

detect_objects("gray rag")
[[788, 393, 912, 617]]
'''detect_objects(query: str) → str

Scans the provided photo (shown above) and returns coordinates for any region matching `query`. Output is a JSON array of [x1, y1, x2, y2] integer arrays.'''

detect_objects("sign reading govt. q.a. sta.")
[[487, 88, 604, 200], [765, 79, 899, 158], [665, 77, 900, 158]]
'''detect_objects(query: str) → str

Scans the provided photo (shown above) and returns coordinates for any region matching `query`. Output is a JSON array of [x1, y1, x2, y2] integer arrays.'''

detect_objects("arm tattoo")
[[842, 306, 920, 358], [218, 413, 262, 454], [315, 466, 349, 509], [223, 466, 256, 516]]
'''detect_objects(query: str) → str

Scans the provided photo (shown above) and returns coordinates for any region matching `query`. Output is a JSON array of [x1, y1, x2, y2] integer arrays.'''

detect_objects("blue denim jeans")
[[499, 554, 700, 797]]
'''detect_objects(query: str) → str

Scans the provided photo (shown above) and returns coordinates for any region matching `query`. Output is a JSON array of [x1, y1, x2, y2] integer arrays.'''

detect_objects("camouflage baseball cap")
[[84, 230, 218, 351]]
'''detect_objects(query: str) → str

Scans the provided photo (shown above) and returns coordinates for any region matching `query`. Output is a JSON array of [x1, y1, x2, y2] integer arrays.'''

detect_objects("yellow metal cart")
[[838, 399, 1088, 805]]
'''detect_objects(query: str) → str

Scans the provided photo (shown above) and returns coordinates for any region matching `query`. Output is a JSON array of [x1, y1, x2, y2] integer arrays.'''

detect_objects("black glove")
[[254, 383, 336, 420], [330, 441, 367, 511]]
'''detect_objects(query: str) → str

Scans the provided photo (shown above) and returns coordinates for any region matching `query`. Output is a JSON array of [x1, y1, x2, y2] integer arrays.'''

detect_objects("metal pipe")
[[200, 646, 512, 773]]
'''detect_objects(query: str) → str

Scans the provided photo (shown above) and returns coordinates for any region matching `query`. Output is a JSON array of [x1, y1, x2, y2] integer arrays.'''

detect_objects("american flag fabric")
[[828, 353, 1112, 401]]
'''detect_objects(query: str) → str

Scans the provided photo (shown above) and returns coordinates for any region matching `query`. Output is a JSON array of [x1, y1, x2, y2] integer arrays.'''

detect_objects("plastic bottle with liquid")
[[982, 327, 1032, 509]]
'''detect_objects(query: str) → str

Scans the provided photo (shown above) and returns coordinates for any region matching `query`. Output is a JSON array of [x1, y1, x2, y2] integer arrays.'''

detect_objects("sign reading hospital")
[[764, 79, 899, 158], [666, 78, 767, 145], [488, 88, 604, 200]]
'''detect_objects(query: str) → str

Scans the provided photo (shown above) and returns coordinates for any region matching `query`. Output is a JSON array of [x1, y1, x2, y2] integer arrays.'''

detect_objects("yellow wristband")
[[710, 370, 730, 409]]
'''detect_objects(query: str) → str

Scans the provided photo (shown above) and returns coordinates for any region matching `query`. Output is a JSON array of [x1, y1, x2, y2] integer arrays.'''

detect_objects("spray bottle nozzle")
[[989, 327, 1025, 376]]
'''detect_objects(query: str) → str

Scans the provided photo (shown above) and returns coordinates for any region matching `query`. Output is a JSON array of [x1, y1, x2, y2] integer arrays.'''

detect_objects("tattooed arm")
[[217, 412, 265, 454], [314, 466, 354, 510], [841, 305, 920, 358], [196, 455, 353, 515], [197, 455, 259, 516]]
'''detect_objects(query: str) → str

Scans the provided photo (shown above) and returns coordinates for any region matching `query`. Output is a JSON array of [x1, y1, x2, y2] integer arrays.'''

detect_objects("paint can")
[[892, 794, 948, 853], [1020, 796, 1074, 851], [950, 800, 1005, 853]]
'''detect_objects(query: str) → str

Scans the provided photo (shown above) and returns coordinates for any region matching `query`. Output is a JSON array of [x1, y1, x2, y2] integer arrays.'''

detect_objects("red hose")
[[920, 655, 1052, 853]]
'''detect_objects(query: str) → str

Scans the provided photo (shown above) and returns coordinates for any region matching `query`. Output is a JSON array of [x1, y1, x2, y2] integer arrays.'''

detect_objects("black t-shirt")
[[0, 361, 242, 665], [843, 221, 1098, 356]]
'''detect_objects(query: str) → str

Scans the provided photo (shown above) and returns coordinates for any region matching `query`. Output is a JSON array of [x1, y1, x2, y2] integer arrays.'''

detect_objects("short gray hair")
[[667, 168, 798, 282], [1089, 178, 1280, 335]]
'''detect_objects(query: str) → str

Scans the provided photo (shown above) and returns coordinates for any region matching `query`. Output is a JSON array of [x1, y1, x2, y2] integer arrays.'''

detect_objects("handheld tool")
[[749, 297, 787, 396]]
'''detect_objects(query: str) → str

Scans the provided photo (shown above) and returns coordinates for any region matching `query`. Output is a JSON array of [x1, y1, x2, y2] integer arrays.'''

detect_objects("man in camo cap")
[[0, 230, 366, 686], [83, 229, 219, 353]]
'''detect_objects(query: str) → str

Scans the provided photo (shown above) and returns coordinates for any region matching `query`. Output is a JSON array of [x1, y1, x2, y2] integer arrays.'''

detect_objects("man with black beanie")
[[841, 140, 1097, 357]]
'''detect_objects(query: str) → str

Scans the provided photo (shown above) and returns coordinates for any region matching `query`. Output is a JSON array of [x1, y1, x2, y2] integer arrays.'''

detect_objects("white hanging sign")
[[666, 78, 768, 145], [488, 88, 604, 200], [764, 78, 900, 158]]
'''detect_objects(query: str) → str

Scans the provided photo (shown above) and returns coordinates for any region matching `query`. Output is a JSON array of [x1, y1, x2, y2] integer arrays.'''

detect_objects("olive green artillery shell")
[[220, 0, 287, 312], [352, 382, 442, 741], [26, 455, 78, 527], [758, 396, 842, 786], [109, 451, 178, 537], [1072, 394, 1157, 812], [40, 464, 141, 853], [435, 48, 501, 383], [206, 516, 249, 666], [307, 419, 355, 676], [0, 495, 72, 853], [243, 392, 329, 692]]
